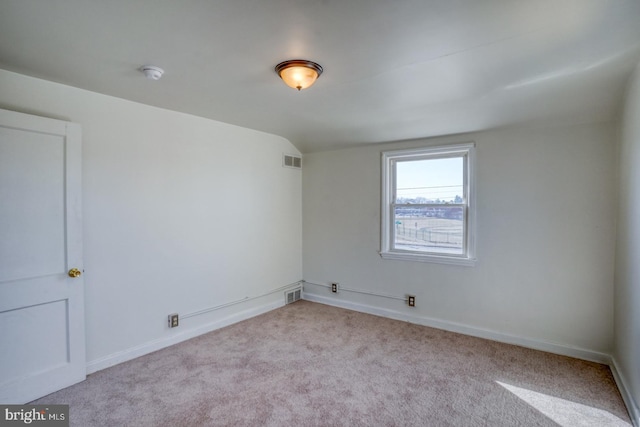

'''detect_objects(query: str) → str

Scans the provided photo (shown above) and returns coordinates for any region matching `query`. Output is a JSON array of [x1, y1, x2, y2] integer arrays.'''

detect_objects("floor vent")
[[283, 154, 302, 169], [285, 287, 302, 304]]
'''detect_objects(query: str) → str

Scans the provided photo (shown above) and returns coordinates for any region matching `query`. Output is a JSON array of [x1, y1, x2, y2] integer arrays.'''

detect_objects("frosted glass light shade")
[[275, 60, 323, 91]]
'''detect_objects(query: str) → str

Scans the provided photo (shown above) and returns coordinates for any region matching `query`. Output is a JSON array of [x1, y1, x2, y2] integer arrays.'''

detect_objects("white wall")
[[614, 63, 640, 424], [0, 69, 302, 370], [303, 122, 617, 358]]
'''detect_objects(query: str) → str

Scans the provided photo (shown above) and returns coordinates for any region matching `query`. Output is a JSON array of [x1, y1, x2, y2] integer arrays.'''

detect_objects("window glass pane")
[[396, 157, 463, 204], [393, 206, 464, 255]]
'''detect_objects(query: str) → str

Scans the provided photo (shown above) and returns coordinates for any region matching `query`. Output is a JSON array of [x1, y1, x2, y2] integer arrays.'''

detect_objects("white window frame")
[[380, 142, 476, 266]]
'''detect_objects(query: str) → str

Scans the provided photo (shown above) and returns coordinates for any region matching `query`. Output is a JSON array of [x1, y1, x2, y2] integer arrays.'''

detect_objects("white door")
[[0, 109, 85, 404]]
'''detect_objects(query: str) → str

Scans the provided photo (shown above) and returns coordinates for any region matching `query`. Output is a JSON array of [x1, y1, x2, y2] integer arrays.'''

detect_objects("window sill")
[[379, 250, 476, 267]]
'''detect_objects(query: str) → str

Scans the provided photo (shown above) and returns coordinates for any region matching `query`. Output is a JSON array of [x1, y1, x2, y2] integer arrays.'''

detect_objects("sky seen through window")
[[396, 157, 463, 203]]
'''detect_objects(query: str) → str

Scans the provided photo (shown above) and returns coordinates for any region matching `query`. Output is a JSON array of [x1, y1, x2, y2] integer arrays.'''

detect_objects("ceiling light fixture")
[[275, 60, 323, 91]]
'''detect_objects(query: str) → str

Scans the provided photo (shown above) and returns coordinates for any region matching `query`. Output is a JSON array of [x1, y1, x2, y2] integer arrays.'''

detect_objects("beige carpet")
[[32, 300, 631, 426]]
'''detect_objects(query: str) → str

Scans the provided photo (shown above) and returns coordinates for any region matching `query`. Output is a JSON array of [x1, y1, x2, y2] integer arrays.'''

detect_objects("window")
[[380, 142, 476, 266]]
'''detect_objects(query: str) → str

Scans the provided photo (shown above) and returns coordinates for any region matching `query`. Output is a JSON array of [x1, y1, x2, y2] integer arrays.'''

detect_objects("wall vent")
[[285, 287, 302, 304], [283, 154, 302, 169]]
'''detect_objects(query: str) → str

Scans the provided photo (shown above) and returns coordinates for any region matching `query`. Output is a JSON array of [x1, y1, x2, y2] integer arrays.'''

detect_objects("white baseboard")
[[610, 357, 640, 427], [302, 292, 611, 364], [87, 299, 284, 374]]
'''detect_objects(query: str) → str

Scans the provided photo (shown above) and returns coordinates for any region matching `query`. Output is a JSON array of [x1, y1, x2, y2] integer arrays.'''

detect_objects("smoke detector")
[[140, 65, 164, 80]]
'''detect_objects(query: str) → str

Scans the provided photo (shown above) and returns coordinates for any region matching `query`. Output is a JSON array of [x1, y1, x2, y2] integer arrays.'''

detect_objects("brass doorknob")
[[68, 268, 82, 278]]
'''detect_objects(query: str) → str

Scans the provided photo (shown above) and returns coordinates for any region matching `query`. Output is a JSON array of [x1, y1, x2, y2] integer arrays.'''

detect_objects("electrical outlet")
[[407, 295, 416, 307], [331, 283, 338, 293], [168, 313, 179, 328]]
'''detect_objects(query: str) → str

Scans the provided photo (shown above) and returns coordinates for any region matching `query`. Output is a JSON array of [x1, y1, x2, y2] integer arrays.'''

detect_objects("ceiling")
[[1, 1, 639, 153]]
